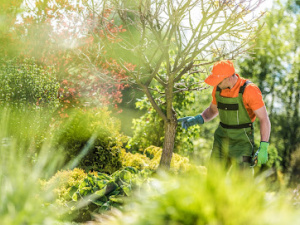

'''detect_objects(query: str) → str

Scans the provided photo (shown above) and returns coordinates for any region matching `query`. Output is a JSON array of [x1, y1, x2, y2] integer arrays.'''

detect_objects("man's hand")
[[253, 141, 269, 165], [177, 114, 204, 130]]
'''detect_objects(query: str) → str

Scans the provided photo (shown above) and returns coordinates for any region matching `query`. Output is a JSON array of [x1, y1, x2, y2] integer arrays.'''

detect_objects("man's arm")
[[254, 106, 271, 142], [201, 103, 219, 122]]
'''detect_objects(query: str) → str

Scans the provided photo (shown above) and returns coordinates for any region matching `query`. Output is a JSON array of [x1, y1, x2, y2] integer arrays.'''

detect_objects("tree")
[[78, 0, 265, 170]]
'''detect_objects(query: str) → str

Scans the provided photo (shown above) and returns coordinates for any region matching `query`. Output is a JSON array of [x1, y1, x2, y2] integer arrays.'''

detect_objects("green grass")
[[0, 107, 70, 224]]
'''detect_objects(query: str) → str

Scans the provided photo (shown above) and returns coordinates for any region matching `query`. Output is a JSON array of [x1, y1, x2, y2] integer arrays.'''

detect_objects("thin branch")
[[141, 84, 168, 121]]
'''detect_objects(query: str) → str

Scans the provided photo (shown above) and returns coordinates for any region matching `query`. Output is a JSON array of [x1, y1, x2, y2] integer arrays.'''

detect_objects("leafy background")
[[0, 0, 299, 224]]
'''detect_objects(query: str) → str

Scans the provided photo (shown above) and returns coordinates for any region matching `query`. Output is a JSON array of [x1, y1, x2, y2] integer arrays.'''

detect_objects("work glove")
[[177, 114, 204, 130], [253, 141, 269, 165]]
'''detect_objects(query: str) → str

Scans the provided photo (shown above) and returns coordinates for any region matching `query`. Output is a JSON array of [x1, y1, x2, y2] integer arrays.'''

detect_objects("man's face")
[[217, 77, 231, 90]]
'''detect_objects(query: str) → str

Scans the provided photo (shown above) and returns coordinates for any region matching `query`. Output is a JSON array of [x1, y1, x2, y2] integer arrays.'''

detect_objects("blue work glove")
[[177, 114, 204, 130], [252, 141, 269, 166]]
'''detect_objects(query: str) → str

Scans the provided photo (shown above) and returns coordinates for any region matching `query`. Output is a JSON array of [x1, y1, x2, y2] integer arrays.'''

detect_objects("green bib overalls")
[[210, 81, 255, 169]]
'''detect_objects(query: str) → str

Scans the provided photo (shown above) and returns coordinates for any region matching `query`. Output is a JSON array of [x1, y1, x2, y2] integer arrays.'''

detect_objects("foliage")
[[0, 58, 60, 109], [43, 167, 153, 222], [54, 107, 127, 173], [121, 146, 207, 175], [0, 0, 133, 110], [237, 0, 300, 172], [127, 69, 214, 155], [0, 106, 57, 152], [100, 166, 300, 225], [289, 147, 300, 187], [121, 149, 151, 170], [266, 144, 282, 170], [0, 0, 23, 57], [17, 0, 132, 109], [0, 111, 70, 225]]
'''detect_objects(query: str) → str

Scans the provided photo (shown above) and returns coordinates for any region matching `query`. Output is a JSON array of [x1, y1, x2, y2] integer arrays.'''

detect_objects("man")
[[178, 60, 271, 170]]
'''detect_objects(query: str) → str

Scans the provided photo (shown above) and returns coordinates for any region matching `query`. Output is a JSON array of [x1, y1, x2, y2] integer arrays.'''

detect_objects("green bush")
[[54, 108, 127, 173], [43, 167, 153, 222], [0, 58, 60, 109], [0, 58, 60, 152]]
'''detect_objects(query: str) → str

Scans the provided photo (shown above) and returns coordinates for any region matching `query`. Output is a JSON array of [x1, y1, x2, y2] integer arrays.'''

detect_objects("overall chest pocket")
[[217, 102, 239, 124]]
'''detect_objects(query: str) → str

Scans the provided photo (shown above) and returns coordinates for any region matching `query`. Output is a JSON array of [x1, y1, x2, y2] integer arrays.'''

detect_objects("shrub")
[[121, 146, 207, 175], [0, 58, 60, 109], [41, 168, 87, 204], [120, 149, 151, 170], [54, 108, 127, 173], [0, 58, 60, 152], [43, 167, 153, 222]]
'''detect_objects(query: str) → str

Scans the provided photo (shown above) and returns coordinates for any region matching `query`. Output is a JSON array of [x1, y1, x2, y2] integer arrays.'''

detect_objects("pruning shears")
[[250, 151, 258, 167]]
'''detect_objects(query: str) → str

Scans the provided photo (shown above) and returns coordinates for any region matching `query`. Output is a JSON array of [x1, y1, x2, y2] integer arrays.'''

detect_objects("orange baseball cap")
[[204, 60, 235, 86]]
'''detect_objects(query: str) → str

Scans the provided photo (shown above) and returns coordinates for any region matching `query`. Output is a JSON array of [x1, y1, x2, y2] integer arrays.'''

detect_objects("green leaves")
[[54, 108, 126, 173], [53, 166, 153, 221], [0, 58, 59, 109]]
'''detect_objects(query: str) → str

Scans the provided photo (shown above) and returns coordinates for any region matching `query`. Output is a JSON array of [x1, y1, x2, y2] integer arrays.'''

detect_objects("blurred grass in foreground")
[[95, 165, 300, 225], [0, 107, 72, 224]]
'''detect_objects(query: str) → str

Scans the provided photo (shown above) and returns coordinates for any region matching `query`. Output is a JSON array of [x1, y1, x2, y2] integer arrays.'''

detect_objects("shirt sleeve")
[[211, 86, 217, 105], [244, 84, 265, 111]]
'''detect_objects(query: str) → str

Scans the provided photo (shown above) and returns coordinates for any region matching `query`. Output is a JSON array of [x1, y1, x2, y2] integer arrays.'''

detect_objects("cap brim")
[[204, 75, 224, 87]]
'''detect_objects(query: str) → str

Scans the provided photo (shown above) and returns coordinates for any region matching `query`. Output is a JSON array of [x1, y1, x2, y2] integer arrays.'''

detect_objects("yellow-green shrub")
[[42, 168, 87, 204], [121, 149, 151, 170], [121, 146, 207, 175]]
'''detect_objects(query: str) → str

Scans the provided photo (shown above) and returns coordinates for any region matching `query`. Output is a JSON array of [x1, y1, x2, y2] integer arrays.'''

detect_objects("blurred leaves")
[[54, 107, 127, 173], [97, 165, 300, 225], [0, 109, 66, 225]]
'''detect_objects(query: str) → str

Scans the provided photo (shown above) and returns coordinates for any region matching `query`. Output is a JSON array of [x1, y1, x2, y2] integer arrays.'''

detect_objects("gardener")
[[178, 60, 271, 170]]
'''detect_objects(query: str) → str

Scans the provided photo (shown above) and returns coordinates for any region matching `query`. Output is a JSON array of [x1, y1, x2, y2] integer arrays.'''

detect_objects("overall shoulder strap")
[[239, 80, 252, 95]]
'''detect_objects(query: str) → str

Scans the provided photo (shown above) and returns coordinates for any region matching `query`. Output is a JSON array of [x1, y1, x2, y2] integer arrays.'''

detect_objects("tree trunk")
[[159, 116, 177, 170]]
